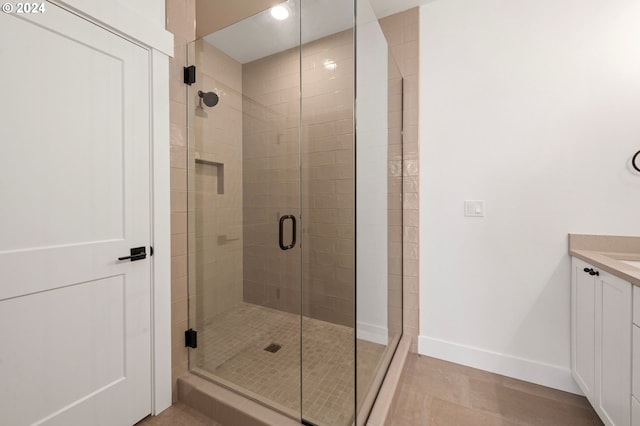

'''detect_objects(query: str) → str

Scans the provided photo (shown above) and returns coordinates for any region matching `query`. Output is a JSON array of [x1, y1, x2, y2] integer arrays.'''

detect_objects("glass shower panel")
[[300, 1, 356, 425], [355, 0, 404, 421], [186, 2, 303, 419]]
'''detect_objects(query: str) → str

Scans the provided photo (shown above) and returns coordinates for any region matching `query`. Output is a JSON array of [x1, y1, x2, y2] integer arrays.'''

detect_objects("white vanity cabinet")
[[572, 257, 597, 400], [571, 257, 633, 426]]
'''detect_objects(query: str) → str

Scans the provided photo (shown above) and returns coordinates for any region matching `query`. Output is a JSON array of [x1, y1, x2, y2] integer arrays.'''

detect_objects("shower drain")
[[264, 343, 282, 353]]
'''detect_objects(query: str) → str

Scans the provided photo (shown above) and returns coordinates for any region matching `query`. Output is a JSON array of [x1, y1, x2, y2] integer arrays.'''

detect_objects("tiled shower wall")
[[387, 59, 404, 339], [241, 46, 302, 317], [301, 31, 356, 327], [190, 40, 244, 325], [242, 30, 356, 327], [380, 8, 420, 351]]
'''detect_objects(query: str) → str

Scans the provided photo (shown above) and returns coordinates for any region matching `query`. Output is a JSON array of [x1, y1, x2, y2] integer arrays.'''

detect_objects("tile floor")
[[192, 303, 388, 425], [140, 352, 603, 426]]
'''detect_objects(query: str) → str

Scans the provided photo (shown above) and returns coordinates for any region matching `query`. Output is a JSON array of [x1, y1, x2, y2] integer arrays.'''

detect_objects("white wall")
[[356, 0, 389, 345], [134, 0, 165, 28], [419, 0, 640, 393], [59, 0, 164, 27]]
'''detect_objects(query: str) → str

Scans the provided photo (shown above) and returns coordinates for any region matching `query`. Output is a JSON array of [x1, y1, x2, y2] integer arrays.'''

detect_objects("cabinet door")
[[634, 326, 640, 400], [634, 286, 640, 326], [572, 258, 597, 401], [633, 397, 640, 426], [599, 273, 632, 426]]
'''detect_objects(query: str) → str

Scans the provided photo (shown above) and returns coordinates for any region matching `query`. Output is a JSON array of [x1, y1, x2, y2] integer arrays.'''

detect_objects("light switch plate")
[[464, 200, 485, 217]]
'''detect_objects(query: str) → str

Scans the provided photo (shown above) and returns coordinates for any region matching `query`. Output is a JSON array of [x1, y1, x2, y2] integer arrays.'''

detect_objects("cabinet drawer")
[[634, 396, 640, 426], [635, 286, 640, 326], [635, 326, 640, 398]]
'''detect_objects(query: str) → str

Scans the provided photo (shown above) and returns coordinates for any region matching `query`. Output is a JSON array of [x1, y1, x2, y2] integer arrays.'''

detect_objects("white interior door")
[[0, 3, 152, 425]]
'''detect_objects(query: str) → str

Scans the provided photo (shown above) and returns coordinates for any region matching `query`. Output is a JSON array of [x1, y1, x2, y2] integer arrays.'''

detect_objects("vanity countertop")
[[569, 234, 640, 287]]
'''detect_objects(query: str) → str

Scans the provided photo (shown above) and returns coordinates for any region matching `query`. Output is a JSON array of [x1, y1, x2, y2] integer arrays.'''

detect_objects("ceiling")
[[195, 0, 285, 38], [199, 0, 433, 64]]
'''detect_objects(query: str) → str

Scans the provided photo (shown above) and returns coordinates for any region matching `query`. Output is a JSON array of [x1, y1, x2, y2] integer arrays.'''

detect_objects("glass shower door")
[[186, 5, 303, 418]]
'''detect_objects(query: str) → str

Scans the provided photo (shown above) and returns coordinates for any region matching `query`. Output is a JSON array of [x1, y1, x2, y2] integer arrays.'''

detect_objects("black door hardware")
[[583, 267, 599, 276], [185, 329, 197, 348], [118, 246, 147, 262], [633, 150, 640, 173], [184, 65, 196, 85], [279, 215, 297, 250]]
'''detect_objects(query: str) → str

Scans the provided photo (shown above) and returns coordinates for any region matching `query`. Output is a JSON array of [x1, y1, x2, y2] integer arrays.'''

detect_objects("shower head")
[[198, 90, 219, 107]]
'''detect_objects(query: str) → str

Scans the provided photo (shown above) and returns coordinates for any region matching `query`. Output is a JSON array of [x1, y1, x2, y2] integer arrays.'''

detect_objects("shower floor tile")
[[191, 303, 386, 426]]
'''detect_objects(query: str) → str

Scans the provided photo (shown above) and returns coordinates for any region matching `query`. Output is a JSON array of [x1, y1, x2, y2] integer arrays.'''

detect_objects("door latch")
[[118, 246, 147, 262]]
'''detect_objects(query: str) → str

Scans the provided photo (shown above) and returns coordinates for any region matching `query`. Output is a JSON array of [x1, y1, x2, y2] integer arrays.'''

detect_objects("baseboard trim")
[[418, 335, 582, 395], [357, 321, 389, 345]]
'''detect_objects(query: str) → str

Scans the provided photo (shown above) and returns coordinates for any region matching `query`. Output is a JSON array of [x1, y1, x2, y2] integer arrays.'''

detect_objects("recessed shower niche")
[[185, 0, 404, 424]]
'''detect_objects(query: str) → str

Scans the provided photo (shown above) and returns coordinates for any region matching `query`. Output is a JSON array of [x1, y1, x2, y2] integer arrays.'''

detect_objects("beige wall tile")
[[190, 39, 244, 325], [170, 146, 187, 169], [172, 275, 188, 302], [380, 8, 420, 350], [166, 0, 195, 41], [241, 31, 357, 326], [171, 255, 188, 280], [171, 190, 187, 213], [170, 122, 187, 147], [171, 212, 188, 235], [171, 167, 187, 191]]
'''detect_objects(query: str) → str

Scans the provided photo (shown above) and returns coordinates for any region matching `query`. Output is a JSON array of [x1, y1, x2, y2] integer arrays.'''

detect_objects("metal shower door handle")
[[279, 215, 296, 250]]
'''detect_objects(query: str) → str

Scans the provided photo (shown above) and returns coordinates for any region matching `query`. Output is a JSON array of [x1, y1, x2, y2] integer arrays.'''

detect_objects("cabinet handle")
[[585, 268, 600, 276], [583, 267, 600, 276]]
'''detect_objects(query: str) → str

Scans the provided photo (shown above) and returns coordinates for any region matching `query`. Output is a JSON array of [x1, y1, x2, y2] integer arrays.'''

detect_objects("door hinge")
[[184, 65, 196, 85], [185, 328, 197, 348]]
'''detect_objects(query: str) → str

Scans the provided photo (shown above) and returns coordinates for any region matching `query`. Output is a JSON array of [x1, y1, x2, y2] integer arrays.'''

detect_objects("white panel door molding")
[[0, 4, 152, 425], [50, 0, 173, 55]]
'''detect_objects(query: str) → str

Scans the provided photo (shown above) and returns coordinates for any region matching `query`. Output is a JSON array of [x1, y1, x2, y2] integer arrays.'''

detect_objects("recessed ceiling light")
[[271, 5, 289, 20]]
